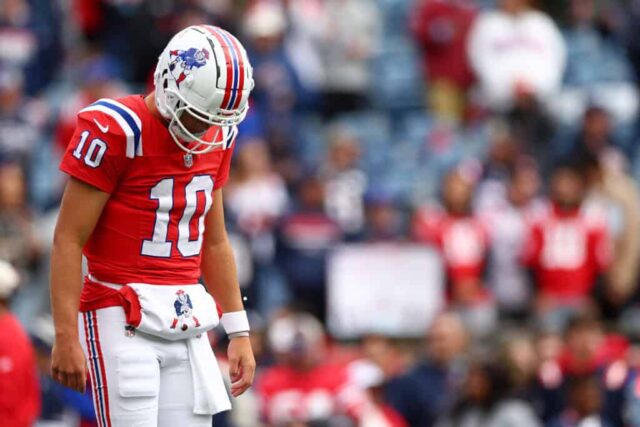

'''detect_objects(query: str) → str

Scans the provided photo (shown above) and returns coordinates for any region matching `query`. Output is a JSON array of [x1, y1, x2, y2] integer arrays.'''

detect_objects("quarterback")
[[50, 25, 255, 426]]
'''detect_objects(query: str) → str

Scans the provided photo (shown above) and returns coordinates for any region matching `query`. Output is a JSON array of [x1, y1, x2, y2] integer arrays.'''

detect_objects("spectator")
[[363, 191, 406, 242], [570, 106, 624, 163], [0, 67, 43, 164], [414, 167, 495, 336], [538, 314, 630, 427], [225, 139, 290, 318], [563, 0, 634, 88], [523, 161, 612, 330], [436, 359, 542, 427], [276, 177, 342, 321], [321, 126, 368, 239], [577, 148, 640, 317], [349, 361, 408, 427], [385, 312, 470, 427], [257, 312, 364, 425], [411, 0, 477, 122], [281, 0, 327, 101], [0, 260, 40, 427], [548, 375, 614, 427], [478, 158, 544, 320], [242, 2, 310, 144], [0, 160, 42, 325], [0, 0, 62, 94], [319, 0, 381, 117], [467, 0, 566, 111]]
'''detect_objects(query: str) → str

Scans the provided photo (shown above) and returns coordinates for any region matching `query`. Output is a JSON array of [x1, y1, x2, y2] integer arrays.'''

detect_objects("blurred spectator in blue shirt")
[[321, 126, 368, 240], [563, 0, 633, 88], [276, 176, 342, 321], [0, 0, 62, 95], [436, 359, 542, 427], [385, 312, 470, 427], [0, 67, 44, 165], [548, 374, 614, 427]]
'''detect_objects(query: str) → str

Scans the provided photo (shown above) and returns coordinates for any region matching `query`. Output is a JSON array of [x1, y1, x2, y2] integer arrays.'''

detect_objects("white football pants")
[[78, 306, 215, 427]]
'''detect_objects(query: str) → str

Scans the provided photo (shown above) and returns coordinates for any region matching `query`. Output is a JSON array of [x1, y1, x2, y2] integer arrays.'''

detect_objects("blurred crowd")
[[4, 0, 640, 426]]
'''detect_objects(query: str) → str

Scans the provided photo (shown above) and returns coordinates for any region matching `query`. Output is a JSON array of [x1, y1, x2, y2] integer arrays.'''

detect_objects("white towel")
[[188, 334, 232, 415], [126, 283, 220, 341]]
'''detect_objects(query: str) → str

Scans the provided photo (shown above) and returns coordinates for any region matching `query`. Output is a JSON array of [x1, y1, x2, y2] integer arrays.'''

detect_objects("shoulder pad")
[[79, 98, 143, 158]]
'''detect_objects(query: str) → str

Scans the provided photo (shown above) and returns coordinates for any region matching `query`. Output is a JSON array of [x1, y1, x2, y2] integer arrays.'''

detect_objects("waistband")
[[79, 277, 142, 326]]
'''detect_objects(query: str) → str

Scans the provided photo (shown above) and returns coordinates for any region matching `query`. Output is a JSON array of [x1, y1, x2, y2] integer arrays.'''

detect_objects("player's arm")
[[50, 178, 110, 392], [51, 105, 129, 393], [201, 188, 255, 397]]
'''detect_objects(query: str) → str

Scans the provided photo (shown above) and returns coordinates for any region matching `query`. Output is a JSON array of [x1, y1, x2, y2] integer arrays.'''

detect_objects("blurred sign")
[[327, 244, 444, 339]]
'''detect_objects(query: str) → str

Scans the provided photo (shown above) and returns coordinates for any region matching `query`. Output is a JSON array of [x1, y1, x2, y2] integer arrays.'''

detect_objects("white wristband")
[[221, 310, 250, 335]]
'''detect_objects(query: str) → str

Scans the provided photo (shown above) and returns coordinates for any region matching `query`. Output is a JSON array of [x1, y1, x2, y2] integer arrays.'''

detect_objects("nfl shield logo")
[[184, 153, 193, 168]]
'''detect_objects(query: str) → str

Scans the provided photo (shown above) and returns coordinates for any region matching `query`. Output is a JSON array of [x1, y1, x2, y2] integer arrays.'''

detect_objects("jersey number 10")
[[141, 176, 214, 258]]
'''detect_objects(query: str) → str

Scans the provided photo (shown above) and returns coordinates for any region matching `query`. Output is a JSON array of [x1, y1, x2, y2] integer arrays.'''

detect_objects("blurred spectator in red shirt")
[[258, 312, 365, 426], [523, 162, 612, 329], [0, 260, 40, 427], [414, 167, 495, 336], [411, 0, 477, 122]]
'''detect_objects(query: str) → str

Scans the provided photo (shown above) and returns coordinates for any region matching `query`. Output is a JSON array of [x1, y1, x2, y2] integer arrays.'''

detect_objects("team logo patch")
[[170, 289, 201, 331], [169, 47, 210, 87]]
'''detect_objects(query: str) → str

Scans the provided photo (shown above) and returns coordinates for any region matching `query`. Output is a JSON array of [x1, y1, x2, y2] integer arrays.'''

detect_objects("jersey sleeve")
[[59, 110, 130, 193], [213, 135, 236, 190]]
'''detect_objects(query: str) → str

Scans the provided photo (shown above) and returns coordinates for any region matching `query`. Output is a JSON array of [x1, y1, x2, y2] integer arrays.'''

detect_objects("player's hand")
[[51, 338, 87, 393], [227, 336, 256, 397]]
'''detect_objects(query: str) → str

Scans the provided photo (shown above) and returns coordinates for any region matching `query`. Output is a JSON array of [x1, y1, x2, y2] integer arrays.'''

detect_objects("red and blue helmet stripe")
[[199, 25, 246, 111]]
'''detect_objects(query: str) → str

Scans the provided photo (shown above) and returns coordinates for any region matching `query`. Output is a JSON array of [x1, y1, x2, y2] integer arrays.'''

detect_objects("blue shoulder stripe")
[[94, 100, 141, 155]]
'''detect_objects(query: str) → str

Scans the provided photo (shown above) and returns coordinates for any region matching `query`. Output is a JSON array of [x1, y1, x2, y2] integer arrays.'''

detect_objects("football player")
[[49, 25, 255, 426]]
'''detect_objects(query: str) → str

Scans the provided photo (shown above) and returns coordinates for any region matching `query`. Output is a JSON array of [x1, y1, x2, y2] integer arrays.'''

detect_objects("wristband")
[[221, 310, 250, 335], [228, 331, 250, 339]]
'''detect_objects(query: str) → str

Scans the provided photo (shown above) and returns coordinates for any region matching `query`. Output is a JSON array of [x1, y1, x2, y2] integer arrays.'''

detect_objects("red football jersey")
[[522, 203, 612, 300], [257, 363, 364, 424], [414, 207, 489, 283], [60, 95, 235, 286]]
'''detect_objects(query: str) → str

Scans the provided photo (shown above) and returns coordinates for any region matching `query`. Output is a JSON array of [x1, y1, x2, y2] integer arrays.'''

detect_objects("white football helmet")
[[154, 25, 254, 154]]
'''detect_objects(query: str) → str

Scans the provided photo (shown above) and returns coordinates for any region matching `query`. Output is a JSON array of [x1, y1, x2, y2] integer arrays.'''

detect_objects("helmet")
[[154, 25, 254, 154]]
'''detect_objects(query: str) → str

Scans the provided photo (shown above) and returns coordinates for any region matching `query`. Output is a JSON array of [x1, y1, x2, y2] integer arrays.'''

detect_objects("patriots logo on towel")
[[171, 289, 201, 331], [169, 47, 210, 87]]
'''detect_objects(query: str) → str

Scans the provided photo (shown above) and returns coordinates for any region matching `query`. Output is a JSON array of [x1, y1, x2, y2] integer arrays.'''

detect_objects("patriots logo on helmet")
[[170, 289, 201, 331], [168, 47, 210, 87]]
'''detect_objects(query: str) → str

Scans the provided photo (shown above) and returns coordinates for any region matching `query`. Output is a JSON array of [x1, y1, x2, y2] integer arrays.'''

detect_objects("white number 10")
[[141, 176, 214, 258]]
